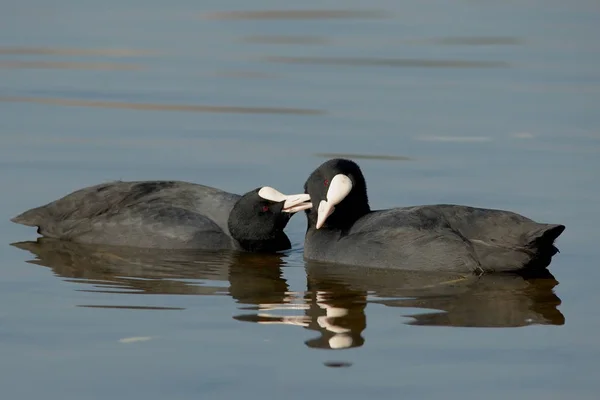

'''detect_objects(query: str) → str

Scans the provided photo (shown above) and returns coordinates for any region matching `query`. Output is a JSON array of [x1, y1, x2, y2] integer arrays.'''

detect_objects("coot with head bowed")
[[12, 181, 312, 252], [303, 159, 565, 273]]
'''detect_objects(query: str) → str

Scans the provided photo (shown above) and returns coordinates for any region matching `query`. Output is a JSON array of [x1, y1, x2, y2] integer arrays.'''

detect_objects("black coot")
[[12, 180, 312, 252], [303, 159, 565, 273]]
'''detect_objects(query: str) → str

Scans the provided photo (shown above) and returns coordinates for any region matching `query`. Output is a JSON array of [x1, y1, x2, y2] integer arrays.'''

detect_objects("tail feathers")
[[526, 224, 565, 248], [522, 224, 565, 271], [11, 208, 45, 227]]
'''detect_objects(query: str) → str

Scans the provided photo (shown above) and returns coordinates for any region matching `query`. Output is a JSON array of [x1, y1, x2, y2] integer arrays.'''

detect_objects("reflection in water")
[[0, 61, 142, 71], [242, 262, 564, 351], [305, 262, 564, 330], [235, 284, 368, 350], [239, 262, 564, 350], [13, 240, 564, 354], [263, 56, 510, 69], [202, 10, 387, 20], [12, 239, 291, 309], [0, 96, 324, 116]]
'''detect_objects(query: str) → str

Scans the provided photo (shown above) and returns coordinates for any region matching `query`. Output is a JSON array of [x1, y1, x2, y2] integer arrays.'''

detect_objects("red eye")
[[262, 205, 269, 212], [324, 179, 329, 186]]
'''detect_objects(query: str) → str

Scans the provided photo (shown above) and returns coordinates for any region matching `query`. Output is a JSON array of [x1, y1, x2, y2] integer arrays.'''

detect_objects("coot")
[[12, 180, 311, 252], [303, 159, 565, 273]]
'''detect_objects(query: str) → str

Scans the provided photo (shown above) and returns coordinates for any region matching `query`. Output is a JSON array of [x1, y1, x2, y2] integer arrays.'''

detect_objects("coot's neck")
[[306, 194, 371, 233], [235, 234, 292, 252], [227, 203, 292, 252]]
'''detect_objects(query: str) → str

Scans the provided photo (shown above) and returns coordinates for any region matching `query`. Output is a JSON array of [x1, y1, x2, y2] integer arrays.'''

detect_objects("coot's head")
[[304, 159, 370, 230], [228, 186, 312, 252]]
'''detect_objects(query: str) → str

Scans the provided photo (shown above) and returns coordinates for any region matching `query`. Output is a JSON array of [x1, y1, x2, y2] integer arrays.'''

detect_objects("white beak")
[[315, 174, 353, 229], [258, 187, 312, 213], [282, 194, 312, 213]]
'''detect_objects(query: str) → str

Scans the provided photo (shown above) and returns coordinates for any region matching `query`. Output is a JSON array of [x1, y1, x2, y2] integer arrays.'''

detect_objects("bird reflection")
[[240, 262, 564, 350], [11, 238, 292, 309], [234, 285, 368, 350], [305, 262, 564, 331], [12, 239, 564, 352]]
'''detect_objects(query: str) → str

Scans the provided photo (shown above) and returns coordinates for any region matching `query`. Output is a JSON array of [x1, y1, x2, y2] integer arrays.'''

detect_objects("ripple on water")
[[0, 96, 325, 116]]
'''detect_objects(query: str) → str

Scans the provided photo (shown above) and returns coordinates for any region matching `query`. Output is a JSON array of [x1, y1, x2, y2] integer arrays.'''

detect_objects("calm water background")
[[1, 0, 599, 398]]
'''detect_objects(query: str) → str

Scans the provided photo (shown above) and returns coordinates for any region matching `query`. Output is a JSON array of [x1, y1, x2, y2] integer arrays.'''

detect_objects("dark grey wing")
[[307, 208, 481, 272], [414, 204, 563, 245], [416, 205, 565, 271], [11, 181, 174, 230], [11, 181, 239, 250], [53, 203, 235, 249], [335, 225, 481, 272]]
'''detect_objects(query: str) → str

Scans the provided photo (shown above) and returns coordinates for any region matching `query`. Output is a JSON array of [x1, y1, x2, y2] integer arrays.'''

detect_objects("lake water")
[[1, 0, 599, 398]]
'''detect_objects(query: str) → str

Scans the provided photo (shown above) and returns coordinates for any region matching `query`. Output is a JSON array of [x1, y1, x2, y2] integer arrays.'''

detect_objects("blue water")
[[1, 1, 599, 398]]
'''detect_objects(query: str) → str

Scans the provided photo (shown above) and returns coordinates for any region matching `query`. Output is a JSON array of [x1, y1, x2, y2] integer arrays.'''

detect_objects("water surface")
[[1, 0, 599, 399]]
